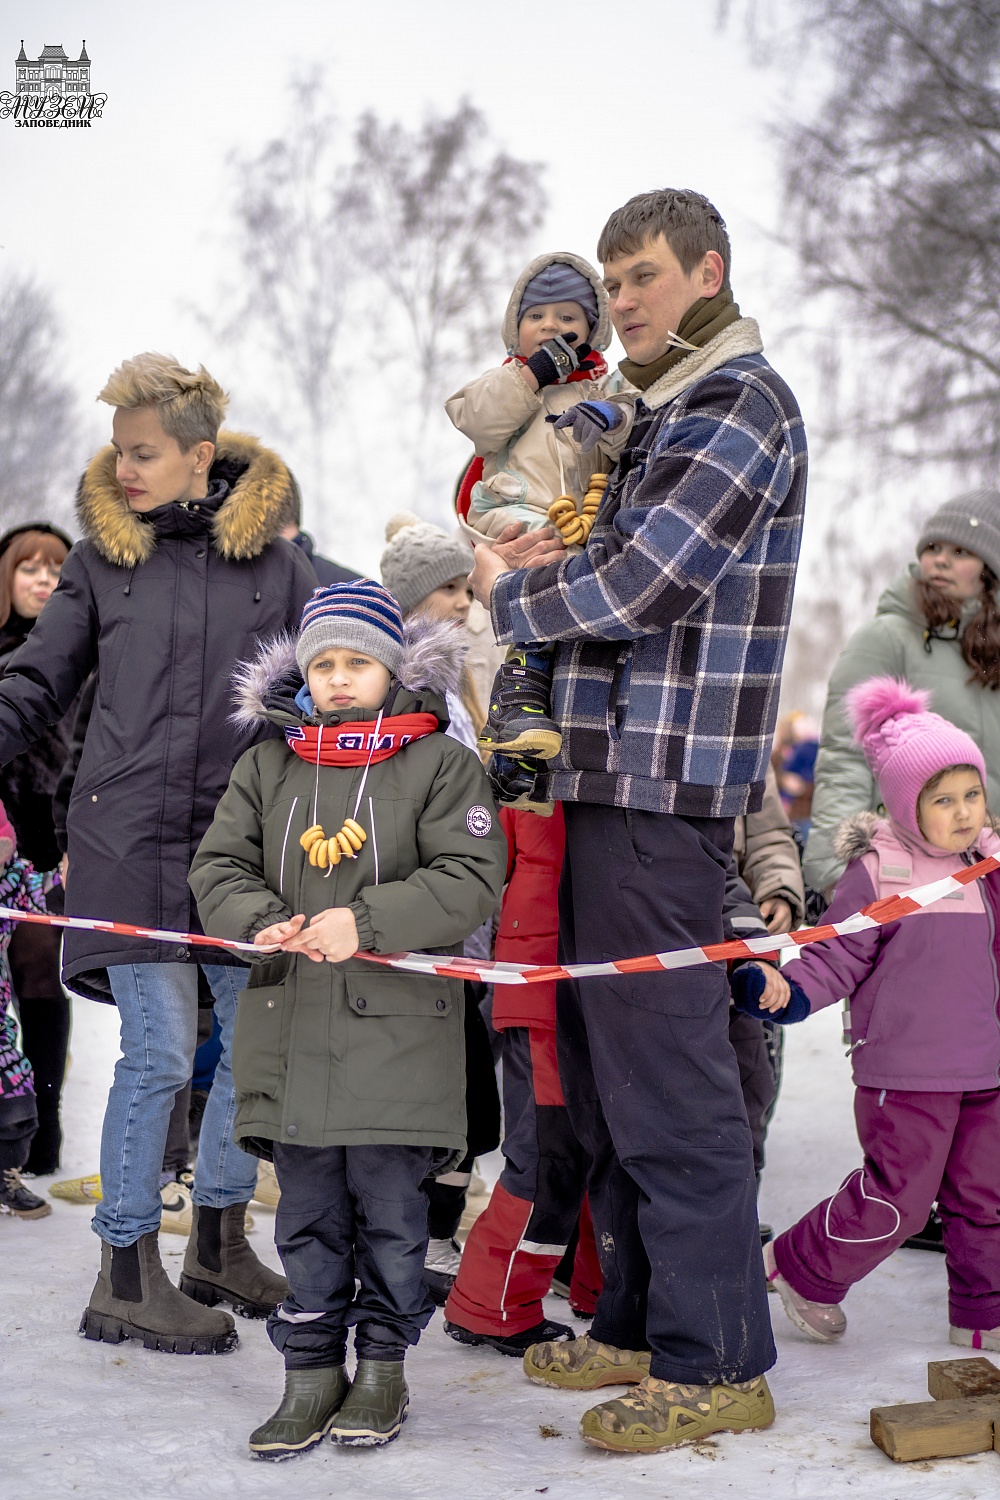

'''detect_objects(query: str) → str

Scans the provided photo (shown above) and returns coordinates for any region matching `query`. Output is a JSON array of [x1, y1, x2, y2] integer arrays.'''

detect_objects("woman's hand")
[[749, 961, 791, 1013], [280, 907, 360, 964], [254, 914, 306, 949], [58, 853, 69, 886]]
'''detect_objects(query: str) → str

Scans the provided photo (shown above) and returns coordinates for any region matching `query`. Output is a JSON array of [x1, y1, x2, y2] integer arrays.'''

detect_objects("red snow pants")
[[444, 1025, 598, 1335], [774, 1085, 1000, 1330]]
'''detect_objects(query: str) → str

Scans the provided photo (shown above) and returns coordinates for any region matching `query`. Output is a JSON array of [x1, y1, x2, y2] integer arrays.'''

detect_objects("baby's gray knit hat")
[[916, 489, 1000, 581], [380, 512, 473, 616]]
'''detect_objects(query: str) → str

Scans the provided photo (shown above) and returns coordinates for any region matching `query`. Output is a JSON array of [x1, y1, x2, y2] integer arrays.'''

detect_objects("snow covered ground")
[[4, 997, 994, 1500]]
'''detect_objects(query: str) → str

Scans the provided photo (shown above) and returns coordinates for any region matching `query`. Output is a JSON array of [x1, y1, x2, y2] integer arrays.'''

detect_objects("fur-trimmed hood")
[[833, 809, 884, 866], [833, 807, 1000, 868], [501, 251, 612, 355], [231, 617, 467, 736], [76, 429, 295, 568]]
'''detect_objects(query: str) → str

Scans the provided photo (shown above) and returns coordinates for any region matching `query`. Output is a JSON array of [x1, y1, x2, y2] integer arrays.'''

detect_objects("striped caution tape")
[[2, 851, 997, 978], [0, 907, 263, 953], [356, 853, 1000, 984]]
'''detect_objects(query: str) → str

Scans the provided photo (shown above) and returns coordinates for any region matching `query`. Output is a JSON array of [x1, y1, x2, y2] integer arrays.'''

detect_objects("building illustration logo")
[[1, 41, 107, 126]]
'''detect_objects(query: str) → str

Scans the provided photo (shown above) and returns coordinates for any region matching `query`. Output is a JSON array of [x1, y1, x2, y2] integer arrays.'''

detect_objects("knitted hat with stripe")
[[296, 579, 405, 679]]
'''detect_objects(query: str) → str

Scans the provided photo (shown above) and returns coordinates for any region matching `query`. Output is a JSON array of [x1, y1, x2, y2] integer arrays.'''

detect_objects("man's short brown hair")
[[597, 189, 732, 288]]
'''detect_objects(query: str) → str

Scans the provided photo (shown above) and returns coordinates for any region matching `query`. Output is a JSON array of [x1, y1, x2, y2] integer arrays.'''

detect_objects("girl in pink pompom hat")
[[732, 676, 1000, 1350], [0, 795, 62, 1218]]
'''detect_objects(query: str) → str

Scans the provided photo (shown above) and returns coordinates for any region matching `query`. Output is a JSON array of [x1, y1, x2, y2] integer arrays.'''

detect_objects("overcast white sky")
[[3, 0, 885, 709]]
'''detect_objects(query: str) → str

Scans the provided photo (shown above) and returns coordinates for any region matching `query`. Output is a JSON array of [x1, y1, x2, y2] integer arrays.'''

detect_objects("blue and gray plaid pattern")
[[491, 352, 807, 817]]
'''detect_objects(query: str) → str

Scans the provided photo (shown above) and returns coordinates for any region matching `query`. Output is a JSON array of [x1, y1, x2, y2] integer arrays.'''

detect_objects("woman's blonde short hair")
[[98, 353, 229, 451]]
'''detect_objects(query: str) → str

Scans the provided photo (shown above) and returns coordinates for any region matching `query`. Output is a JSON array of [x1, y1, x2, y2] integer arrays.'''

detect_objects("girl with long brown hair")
[[0, 522, 72, 1185]]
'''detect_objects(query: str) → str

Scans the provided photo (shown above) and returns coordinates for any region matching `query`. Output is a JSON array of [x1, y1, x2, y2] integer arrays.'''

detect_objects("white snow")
[[4, 998, 994, 1499]]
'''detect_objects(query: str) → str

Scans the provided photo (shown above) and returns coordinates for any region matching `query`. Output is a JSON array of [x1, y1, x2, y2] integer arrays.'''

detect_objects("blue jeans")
[[93, 963, 258, 1246]]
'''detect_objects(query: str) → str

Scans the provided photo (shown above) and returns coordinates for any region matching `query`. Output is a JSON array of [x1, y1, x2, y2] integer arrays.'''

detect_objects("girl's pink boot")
[[763, 1241, 847, 1343]]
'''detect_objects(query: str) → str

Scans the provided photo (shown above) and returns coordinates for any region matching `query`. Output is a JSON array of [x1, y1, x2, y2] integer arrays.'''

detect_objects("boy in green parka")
[[189, 579, 505, 1459]]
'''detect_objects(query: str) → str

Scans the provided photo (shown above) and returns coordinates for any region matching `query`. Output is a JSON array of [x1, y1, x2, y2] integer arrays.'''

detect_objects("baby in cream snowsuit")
[[446, 251, 633, 546], [446, 253, 633, 790]]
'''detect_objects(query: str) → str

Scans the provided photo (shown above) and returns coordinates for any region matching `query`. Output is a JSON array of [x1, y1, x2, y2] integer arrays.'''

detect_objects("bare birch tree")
[[208, 69, 356, 497], [773, 0, 1000, 480], [342, 101, 546, 486], [0, 274, 80, 527]]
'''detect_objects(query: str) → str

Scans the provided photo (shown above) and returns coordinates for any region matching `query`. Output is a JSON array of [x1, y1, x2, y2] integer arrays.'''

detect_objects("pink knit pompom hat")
[[845, 677, 986, 838], [0, 797, 15, 866]]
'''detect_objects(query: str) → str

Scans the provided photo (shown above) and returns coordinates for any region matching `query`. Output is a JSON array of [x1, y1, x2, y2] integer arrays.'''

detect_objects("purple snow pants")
[[774, 1085, 1000, 1330]]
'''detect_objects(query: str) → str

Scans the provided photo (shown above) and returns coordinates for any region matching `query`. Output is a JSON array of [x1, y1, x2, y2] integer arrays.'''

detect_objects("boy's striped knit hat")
[[296, 579, 405, 679]]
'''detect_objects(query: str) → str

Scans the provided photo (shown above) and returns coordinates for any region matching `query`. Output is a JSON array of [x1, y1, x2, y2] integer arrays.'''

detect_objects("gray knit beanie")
[[916, 488, 1000, 581], [380, 513, 473, 616]]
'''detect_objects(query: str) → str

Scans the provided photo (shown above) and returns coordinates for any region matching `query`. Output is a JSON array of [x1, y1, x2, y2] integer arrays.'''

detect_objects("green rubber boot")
[[248, 1366, 351, 1461], [327, 1358, 409, 1447]]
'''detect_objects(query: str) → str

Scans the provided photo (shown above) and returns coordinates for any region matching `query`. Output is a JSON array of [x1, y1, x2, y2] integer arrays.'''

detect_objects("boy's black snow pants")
[[267, 1143, 435, 1368], [556, 803, 777, 1386]]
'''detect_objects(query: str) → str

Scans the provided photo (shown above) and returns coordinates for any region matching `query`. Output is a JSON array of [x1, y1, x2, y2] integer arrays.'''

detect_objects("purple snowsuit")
[[773, 813, 1000, 1332], [0, 856, 59, 1164]]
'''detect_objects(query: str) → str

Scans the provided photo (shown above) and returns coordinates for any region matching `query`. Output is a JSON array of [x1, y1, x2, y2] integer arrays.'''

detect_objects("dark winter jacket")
[[0, 432, 317, 1001], [188, 621, 507, 1156], [0, 522, 76, 871], [491, 319, 807, 817], [292, 531, 360, 586]]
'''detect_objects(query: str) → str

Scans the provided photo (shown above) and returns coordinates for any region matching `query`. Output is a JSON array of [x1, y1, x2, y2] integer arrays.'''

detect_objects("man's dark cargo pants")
[[557, 803, 776, 1385]]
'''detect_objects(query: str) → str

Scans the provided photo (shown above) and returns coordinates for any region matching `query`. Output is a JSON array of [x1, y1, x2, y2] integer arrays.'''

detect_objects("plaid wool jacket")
[[491, 325, 807, 818]]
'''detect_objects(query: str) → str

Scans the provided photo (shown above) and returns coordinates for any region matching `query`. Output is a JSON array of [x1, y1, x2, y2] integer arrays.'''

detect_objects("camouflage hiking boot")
[[523, 1333, 651, 1390], [477, 654, 562, 760], [249, 1366, 351, 1461], [580, 1373, 775, 1453]]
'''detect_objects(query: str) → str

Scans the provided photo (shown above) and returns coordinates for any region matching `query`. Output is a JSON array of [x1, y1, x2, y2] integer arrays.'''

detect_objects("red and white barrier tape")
[[0, 907, 263, 953], [2, 853, 997, 981]]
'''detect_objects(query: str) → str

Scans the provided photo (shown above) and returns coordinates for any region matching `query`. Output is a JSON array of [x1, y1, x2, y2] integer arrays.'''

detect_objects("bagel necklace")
[[299, 708, 382, 876], [546, 438, 607, 546]]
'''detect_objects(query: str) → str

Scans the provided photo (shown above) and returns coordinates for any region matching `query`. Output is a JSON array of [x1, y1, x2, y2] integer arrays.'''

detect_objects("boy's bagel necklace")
[[299, 708, 382, 875]]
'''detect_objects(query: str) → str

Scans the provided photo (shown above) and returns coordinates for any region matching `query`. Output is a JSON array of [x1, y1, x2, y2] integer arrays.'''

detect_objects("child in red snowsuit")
[[444, 806, 599, 1352]]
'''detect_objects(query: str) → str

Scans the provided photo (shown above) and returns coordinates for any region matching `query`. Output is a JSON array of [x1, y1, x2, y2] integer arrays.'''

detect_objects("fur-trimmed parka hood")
[[833, 807, 1000, 868], [76, 429, 295, 568], [833, 810, 884, 866], [231, 617, 467, 736], [502, 251, 612, 355]]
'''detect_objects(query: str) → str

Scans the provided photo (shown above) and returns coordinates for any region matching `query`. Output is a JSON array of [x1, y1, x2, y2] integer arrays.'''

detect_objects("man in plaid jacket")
[[470, 189, 806, 1454]]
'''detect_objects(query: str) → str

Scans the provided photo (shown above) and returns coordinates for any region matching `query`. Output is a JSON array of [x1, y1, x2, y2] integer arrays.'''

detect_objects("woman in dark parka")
[[0, 522, 74, 1174], [0, 355, 316, 1353]]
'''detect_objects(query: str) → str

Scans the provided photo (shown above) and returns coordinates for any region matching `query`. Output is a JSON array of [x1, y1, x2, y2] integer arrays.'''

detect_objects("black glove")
[[730, 963, 811, 1024], [525, 334, 593, 388]]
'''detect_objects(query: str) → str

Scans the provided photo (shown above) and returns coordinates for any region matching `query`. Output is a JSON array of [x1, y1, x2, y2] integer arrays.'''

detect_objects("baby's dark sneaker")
[[486, 753, 555, 815], [0, 1167, 52, 1219], [477, 654, 562, 760]]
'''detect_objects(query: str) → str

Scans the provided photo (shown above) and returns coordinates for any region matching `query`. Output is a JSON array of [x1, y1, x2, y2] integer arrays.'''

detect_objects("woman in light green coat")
[[804, 490, 1000, 895]]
